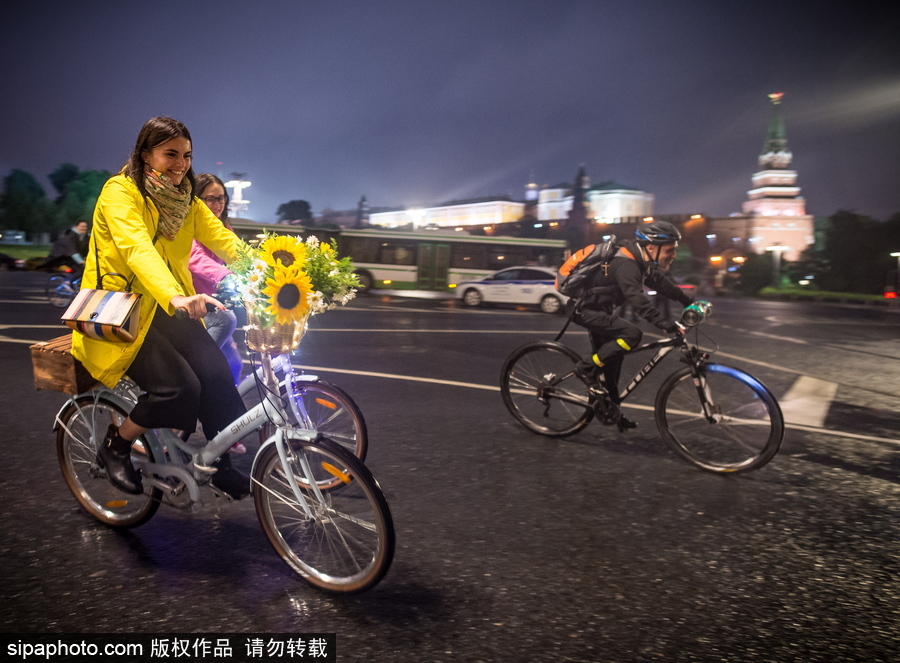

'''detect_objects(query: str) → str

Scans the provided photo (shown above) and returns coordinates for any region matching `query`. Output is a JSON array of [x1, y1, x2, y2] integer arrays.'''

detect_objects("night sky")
[[3, 1, 899, 222]]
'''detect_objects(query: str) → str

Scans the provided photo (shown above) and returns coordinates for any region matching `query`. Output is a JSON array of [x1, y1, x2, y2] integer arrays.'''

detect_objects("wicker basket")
[[244, 305, 310, 355]]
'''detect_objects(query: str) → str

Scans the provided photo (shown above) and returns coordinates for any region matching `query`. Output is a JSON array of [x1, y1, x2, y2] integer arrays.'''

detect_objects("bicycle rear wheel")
[[655, 364, 784, 473], [500, 341, 593, 437], [252, 436, 394, 593], [57, 394, 161, 527]]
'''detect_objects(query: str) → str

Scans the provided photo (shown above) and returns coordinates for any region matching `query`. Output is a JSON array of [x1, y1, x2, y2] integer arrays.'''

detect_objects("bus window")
[[345, 236, 378, 263], [379, 242, 416, 265], [488, 250, 526, 270], [450, 244, 488, 270]]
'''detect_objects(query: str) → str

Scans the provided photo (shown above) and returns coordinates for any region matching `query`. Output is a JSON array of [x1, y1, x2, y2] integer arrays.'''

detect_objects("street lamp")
[[224, 176, 251, 218], [766, 245, 788, 289]]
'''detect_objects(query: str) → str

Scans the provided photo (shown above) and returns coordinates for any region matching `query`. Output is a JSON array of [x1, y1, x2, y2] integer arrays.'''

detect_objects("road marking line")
[[779, 376, 839, 427], [284, 363, 900, 446], [5, 325, 897, 444]]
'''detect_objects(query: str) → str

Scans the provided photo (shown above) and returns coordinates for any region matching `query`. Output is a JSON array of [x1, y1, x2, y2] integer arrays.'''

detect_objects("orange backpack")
[[554, 236, 618, 299]]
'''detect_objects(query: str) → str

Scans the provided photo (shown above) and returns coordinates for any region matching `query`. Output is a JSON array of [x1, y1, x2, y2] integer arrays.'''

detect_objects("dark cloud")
[[2, 0, 899, 220]]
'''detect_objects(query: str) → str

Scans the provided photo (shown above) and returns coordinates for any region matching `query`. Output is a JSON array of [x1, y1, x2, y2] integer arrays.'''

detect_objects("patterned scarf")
[[143, 166, 192, 241]]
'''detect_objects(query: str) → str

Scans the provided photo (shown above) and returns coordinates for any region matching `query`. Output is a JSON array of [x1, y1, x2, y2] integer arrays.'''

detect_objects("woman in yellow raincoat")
[[72, 116, 249, 499]]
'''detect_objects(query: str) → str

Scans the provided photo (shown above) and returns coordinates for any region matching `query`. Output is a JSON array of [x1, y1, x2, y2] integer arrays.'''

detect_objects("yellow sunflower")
[[260, 235, 307, 269], [263, 266, 312, 324]]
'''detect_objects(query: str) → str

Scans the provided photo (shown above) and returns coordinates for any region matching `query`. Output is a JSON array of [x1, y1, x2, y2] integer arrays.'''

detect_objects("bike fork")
[[689, 365, 717, 421]]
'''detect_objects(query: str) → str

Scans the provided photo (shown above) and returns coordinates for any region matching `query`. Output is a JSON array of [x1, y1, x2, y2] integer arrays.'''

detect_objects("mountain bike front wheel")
[[655, 364, 784, 474], [252, 436, 394, 593], [500, 341, 594, 437], [57, 394, 161, 527]]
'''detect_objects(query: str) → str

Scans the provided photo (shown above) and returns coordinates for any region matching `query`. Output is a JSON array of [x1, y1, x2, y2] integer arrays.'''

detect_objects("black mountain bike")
[[499, 302, 784, 474]]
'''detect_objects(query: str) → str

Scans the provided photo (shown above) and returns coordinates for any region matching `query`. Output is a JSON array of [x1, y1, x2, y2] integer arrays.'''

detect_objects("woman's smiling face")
[[143, 136, 192, 185]]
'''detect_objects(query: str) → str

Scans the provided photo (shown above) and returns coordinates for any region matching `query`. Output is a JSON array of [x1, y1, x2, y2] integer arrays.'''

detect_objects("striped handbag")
[[61, 241, 142, 343], [62, 287, 141, 342]]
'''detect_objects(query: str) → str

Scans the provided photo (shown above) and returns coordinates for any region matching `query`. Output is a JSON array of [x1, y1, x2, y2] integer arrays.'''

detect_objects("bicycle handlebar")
[[174, 303, 219, 320]]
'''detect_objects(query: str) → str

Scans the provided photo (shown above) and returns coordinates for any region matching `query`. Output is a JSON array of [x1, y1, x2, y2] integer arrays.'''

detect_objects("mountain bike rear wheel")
[[47, 275, 74, 308], [500, 341, 594, 437], [655, 364, 784, 473], [252, 436, 394, 593], [57, 394, 161, 527]]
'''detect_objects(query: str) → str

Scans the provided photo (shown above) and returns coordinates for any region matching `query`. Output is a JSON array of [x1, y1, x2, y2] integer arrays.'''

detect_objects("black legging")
[[125, 306, 246, 437], [574, 307, 643, 403]]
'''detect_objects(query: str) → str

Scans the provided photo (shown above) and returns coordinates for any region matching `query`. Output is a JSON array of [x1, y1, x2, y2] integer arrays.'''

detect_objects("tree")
[[817, 210, 887, 293], [49, 163, 80, 200], [53, 169, 110, 231], [736, 252, 773, 295], [0, 169, 53, 235], [276, 200, 313, 225]]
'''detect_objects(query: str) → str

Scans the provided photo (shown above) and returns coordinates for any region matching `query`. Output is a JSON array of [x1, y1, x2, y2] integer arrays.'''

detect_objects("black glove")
[[659, 320, 679, 334]]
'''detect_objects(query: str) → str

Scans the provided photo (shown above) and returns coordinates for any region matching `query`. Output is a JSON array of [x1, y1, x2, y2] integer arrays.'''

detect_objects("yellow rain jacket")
[[71, 174, 240, 387]]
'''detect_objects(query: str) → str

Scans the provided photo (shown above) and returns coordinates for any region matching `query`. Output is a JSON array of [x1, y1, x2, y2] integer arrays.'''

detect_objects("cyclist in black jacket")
[[572, 220, 693, 429]]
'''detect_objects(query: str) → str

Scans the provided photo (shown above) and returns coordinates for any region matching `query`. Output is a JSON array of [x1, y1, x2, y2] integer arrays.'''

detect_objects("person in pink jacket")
[[190, 174, 242, 384]]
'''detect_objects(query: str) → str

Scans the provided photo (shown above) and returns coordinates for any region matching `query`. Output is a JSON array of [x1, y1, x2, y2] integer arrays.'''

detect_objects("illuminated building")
[[708, 93, 814, 261]]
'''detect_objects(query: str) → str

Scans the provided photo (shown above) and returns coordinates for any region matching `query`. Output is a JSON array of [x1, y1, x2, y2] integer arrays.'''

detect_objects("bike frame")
[[53, 353, 321, 513], [615, 335, 682, 403]]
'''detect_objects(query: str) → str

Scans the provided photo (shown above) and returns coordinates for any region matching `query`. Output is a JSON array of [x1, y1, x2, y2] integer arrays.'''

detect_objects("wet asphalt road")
[[1, 271, 898, 662]]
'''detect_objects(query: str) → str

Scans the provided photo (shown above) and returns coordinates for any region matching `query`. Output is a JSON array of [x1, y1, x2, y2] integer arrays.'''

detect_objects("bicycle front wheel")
[[286, 380, 368, 461], [252, 436, 394, 593], [57, 394, 161, 527], [655, 364, 784, 473], [500, 341, 593, 437]]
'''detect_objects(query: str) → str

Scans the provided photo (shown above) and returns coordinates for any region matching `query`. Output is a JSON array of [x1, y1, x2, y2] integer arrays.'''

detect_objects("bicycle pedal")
[[206, 483, 235, 502]]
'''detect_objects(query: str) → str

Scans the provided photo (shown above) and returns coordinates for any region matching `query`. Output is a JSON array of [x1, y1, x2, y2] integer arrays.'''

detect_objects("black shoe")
[[617, 416, 638, 432], [209, 455, 251, 500], [97, 425, 143, 494], [574, 361, 600, 386]]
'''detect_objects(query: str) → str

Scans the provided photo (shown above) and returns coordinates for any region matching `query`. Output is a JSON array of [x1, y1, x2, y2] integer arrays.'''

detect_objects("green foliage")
[[816, 210, 900, 294], [736, 252, 774, 295], [0, 170, 53, 234], [0, 166, 110, 238], [49, 164, 80, 198], [53, 169, 111, 231], [276, 200, 313, 224]]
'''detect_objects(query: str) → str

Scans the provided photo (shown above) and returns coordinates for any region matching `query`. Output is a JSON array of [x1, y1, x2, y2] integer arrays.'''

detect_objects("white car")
[[456, 266, 567, 314]]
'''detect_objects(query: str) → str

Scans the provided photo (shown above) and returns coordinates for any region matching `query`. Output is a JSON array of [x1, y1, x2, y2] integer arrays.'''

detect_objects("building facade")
[[369, 197, 525, 229], [368, 171, 654, 232], [535, 178, 654, 224]]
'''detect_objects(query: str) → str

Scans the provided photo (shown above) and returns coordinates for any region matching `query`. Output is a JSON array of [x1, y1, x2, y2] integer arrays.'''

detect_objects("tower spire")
[[759, 92, 791, 169]]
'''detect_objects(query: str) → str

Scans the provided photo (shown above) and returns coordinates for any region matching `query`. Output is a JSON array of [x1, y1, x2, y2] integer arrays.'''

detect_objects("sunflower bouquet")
[[229, 233, 359, 353]]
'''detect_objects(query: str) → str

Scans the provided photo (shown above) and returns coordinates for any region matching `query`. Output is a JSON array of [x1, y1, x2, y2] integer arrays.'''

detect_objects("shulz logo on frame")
[[230, 409, 264, 436]]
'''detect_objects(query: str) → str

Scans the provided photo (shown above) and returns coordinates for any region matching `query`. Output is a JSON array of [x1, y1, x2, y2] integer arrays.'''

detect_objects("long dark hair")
[[195, 173, 230, 226], [122, 116, 196, 200]]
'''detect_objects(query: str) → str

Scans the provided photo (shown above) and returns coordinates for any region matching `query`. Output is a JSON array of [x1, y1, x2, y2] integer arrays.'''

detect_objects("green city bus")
[[229, 223, 567, 293]]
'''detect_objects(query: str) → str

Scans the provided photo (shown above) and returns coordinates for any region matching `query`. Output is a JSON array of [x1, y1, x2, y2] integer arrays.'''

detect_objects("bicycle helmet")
[[635, 220, 682, 245]]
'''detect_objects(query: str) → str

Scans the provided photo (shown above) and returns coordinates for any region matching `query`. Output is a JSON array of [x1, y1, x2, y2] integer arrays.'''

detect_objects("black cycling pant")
[[573, 307, 643, 402]]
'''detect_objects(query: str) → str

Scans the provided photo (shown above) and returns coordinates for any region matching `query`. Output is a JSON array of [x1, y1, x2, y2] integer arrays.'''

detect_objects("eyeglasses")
[[201, 195, 227, 206]]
